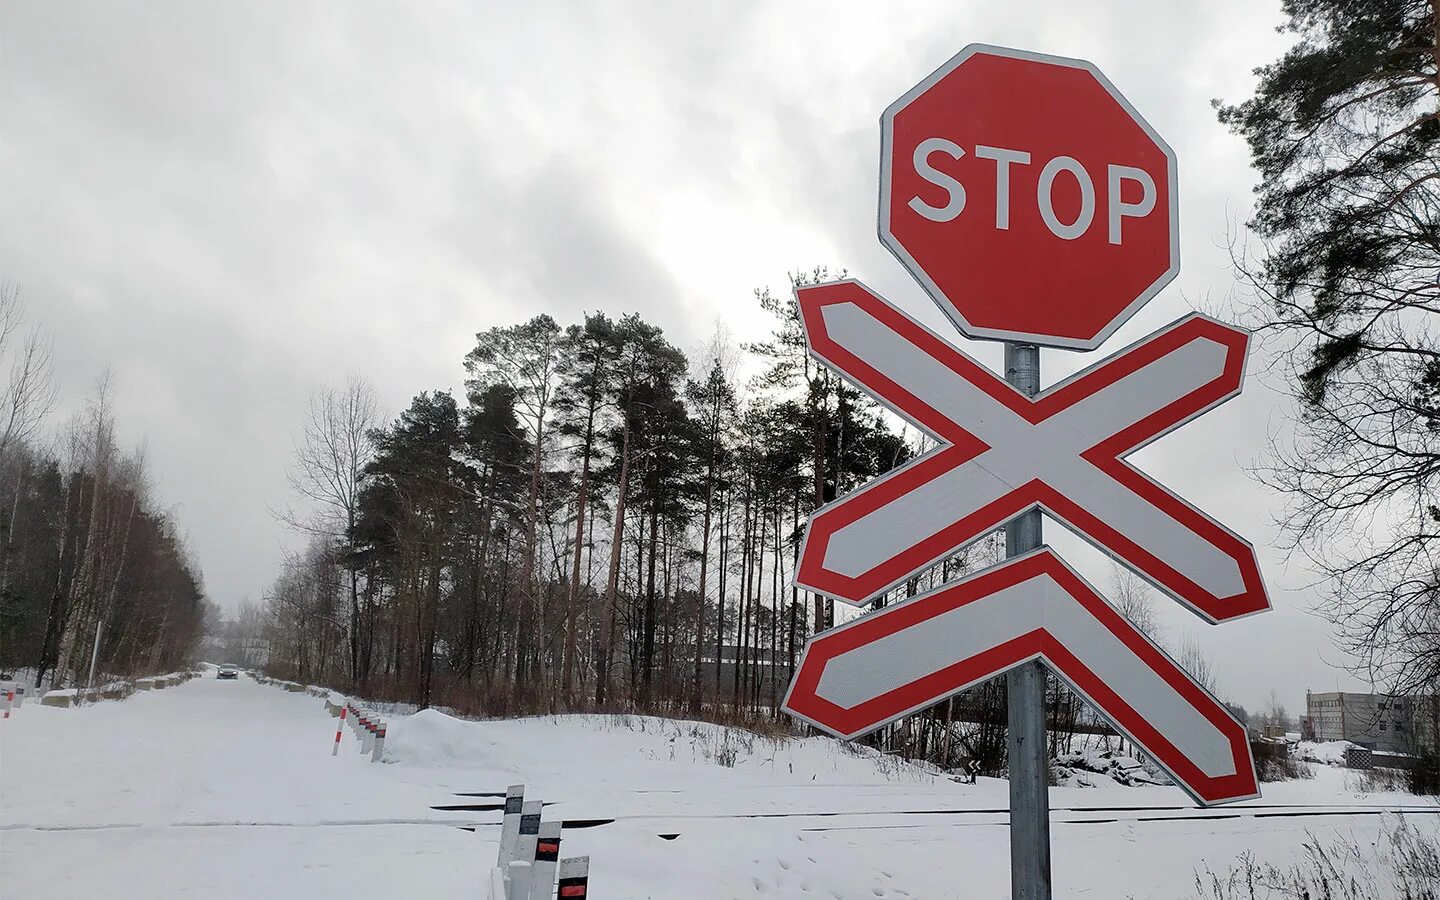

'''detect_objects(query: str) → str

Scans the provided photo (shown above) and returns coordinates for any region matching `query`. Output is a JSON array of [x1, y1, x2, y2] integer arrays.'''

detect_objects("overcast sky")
[[1, 1, 1364, 710]]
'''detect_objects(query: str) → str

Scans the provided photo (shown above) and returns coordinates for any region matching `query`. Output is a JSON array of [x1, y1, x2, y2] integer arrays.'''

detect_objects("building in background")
[[1303, 691, 1434, 753]]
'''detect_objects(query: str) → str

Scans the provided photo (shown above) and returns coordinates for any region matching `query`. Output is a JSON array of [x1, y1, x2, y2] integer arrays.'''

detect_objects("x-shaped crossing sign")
[[782, 280, 1270, 805], [793, 280, 1269, 624]]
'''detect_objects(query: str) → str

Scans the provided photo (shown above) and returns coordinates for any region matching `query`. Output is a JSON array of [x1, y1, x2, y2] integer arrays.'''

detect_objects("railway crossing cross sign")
[[781, 280, 1266, 806], [780, 41, 1271, 832], [790, 281, 1267, 629]]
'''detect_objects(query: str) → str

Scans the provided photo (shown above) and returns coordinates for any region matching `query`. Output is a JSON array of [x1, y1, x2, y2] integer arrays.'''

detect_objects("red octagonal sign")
[[881, 44, 1179, 350]]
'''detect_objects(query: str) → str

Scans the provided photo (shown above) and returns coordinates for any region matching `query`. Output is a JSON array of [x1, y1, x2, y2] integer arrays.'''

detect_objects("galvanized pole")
[[1004, 342, 1051, 900]]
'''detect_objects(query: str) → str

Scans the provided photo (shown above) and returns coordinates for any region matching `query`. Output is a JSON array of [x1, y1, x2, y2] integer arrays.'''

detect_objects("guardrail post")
[[370, 721, 386, 762], [528, 821, 561, 900], [556, 856, 590, 899]]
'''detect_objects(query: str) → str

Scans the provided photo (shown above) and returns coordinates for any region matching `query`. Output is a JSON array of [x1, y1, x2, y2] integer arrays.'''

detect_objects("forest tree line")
[[254, 271, 917, 708], [249, 271, 1219, 773], [0, 284, 209, 689]]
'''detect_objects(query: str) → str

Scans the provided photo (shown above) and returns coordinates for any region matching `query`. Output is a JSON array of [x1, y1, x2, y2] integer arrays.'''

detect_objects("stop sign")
[[880, 44, 1178, 350]]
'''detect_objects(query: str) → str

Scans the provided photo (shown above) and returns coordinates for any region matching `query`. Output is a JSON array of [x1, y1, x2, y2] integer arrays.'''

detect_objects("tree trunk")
[[640, 499, 659, 704], [561, 414, 594, 694], [690, 416, 718, 710], [596, 414, 632, 705]]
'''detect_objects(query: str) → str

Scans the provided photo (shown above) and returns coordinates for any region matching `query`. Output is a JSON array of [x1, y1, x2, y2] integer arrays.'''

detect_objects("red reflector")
[[538, 842, 559, 852], [560, 887, 586, 898]]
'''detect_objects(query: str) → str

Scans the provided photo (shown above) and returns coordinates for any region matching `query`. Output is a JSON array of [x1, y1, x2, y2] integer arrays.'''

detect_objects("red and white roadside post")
[[333, 704, 348, 756], [555, 857, 590, 899], [2, 684, 13, 719], [781, 44, 1271, 900], [528, 820, 562, 900], [359, 713, 373, 755]]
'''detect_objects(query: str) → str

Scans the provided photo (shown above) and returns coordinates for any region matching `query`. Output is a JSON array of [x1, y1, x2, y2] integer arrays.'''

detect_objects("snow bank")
[[382, 708, 499, 768], [1297, 740, 1359, 765]]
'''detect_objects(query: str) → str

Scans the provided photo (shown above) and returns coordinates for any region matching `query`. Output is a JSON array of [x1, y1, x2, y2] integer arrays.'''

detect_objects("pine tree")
[[1218, 0, 1440, 692]]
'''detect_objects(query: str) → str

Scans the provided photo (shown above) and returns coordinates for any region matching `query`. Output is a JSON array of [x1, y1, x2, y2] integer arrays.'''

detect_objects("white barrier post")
[[497, 784, 524, 866], [510, 800, 542, 896], [360, 714, 373, 754], [332, 705, 348, 756], [487, 866, 507, 900], [2, 686, 12, 720], [13, 684, 22, 708], [556, 856, 590, 899], [517, 800, 542, 855], [528, 821, 562, 900], [371, 721, 386, 762], [506, 861, 532, 900]]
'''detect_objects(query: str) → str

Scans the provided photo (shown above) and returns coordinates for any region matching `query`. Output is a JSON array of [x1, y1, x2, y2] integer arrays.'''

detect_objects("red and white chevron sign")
[[792, 280, 1268, 624], [784, 548, 1259, 805], [781, 279, 1270, 806]]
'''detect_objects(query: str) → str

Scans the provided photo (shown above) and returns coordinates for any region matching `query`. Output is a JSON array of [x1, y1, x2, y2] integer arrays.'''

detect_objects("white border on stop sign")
[[878, 43, 1181, 352]]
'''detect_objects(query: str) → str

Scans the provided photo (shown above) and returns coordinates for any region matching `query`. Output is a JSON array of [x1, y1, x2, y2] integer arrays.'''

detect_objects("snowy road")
[[1, 675, 483, 899], [2, 675, 1431, 899]]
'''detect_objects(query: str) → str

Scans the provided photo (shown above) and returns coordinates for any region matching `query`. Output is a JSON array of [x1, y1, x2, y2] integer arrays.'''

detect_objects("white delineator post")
[[509, 799, 543, 897], [556, 856, 590, 899], [497, 784, 525, 866], [333, 705, 348, 756], [514, 800, 542, 869], [528, 821, 562, 900], [506, 861, 532, 900], [2, 686, 12, 719]]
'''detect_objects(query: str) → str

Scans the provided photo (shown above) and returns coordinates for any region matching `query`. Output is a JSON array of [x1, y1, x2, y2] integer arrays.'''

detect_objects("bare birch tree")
[[281, 375, 379, 684]]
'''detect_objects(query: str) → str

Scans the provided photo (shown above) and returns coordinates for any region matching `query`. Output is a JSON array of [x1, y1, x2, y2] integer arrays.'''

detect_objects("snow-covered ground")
[[2, 675, 1435, 899]]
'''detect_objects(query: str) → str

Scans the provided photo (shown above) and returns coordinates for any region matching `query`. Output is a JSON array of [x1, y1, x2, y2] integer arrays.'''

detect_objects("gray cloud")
[[0, 0, 1355, 710]]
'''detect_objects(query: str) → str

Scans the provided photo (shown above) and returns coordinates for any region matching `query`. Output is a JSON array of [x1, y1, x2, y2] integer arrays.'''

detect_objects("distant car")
[[217, 665, 238, 680]]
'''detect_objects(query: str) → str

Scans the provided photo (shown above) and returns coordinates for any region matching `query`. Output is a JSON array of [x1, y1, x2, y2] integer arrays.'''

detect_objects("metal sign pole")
[[1004, 342, 1052, 900]]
